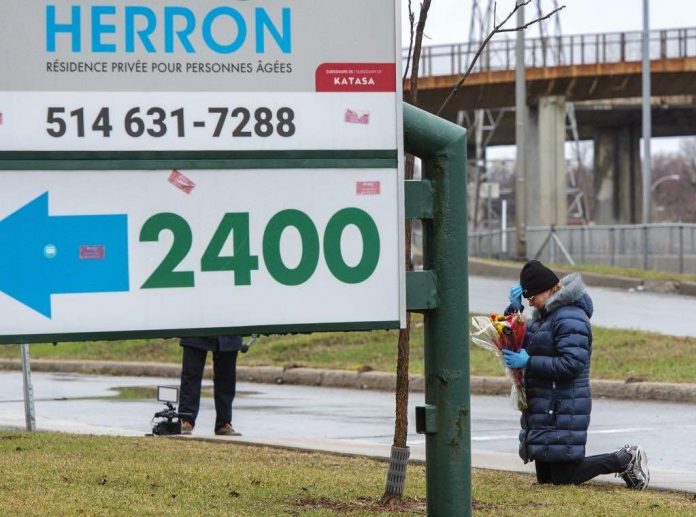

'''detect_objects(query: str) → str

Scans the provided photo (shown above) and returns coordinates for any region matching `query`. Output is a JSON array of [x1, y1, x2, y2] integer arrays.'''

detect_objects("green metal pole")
[[404, 103, 470, 515]]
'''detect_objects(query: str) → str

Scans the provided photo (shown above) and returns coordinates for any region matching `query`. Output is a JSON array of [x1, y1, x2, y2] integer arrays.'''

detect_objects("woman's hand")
[[503, 349, 529, 369], [508, 284, 523, 311]]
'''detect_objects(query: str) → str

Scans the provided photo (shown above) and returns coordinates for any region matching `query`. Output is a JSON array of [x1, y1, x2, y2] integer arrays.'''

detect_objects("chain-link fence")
[[469, 223, 696, 273]]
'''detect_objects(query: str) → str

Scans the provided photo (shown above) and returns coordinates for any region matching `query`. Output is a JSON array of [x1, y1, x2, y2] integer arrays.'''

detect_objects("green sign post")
[[404, 103, 471, 516]]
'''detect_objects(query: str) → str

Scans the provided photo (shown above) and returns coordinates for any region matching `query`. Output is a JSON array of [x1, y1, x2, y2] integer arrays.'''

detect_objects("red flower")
[[471, 313, 528, 411]]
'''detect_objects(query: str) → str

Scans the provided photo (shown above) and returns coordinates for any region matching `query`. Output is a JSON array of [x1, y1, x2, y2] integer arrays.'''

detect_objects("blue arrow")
[[0, 192, 129, 318]]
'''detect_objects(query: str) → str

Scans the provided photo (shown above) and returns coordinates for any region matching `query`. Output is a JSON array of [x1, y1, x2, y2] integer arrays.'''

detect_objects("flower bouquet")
[[470, 313, 528, 411]]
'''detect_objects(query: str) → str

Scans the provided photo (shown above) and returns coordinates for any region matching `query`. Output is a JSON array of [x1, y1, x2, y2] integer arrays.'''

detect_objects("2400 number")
[[139, 208, 380, 288]]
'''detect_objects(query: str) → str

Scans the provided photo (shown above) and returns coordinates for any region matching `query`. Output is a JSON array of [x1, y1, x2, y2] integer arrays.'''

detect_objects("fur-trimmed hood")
[[529, 272, 593, 321]]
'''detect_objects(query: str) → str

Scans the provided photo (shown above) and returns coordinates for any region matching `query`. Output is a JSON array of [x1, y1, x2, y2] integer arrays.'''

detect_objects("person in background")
[[503, 260, 650, 489], [179, 335, 242, 436]]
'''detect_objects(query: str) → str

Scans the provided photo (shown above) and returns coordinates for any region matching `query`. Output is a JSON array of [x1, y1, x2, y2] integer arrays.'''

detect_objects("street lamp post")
[[651, 174, 680, 222], [642, 0, 652, 223], [515, 4, 527, 258], [650, 174, 680, 192]]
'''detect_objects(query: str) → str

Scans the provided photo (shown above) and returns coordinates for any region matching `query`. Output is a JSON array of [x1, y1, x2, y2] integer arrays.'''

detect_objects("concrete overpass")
[[406, 27, 696, 225], [441, 97, 696, 145]]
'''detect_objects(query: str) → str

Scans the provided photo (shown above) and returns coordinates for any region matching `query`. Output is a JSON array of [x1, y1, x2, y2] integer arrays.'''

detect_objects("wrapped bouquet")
[[470, 313, 528, 411]]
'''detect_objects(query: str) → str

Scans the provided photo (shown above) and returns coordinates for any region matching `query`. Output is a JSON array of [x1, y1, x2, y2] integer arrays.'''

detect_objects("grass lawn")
[[0, 431, 693, 516], [474, 257, 696, 284], [558, 262, 696, 283], [1, 316, 696, 383]]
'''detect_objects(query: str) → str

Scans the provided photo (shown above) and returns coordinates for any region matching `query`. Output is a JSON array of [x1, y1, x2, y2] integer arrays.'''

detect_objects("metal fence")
[[469, 223, 696, 274], [408, 27, 696, 77]]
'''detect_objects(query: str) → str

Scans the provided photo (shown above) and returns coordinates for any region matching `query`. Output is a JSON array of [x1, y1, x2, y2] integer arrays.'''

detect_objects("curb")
[[468, 257, 696, 296], [2, 358, 695, 404]]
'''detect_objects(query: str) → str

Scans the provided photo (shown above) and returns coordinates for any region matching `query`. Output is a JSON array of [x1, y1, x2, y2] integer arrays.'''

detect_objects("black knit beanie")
[[519, 260, 560, 298]]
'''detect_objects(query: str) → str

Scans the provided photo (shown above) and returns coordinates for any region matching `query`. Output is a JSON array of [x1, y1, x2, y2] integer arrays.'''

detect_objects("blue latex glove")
[[503, 348, 529, 369], [508, 283, 523, 311]]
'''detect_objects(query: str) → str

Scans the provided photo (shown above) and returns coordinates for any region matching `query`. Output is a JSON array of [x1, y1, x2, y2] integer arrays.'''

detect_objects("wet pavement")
[[1, 370, 695, 493]]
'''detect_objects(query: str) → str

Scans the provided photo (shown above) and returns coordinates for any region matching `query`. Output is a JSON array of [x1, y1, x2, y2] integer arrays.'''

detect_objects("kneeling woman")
[[503, 260, 650, 488]]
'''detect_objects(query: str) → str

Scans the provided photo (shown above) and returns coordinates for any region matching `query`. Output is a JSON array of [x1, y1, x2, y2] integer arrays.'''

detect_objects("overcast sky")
[[401, 0, 693, 155], [402, 0, 692, 46]]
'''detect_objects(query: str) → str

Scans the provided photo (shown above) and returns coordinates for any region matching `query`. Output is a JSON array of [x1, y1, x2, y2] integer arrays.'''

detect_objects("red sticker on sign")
[[345, 109, 370, 125], [168, 169, 195, 194], [356, 181, 381, 195], [315, 63, 396, 92], [79, 245, 105, 260]]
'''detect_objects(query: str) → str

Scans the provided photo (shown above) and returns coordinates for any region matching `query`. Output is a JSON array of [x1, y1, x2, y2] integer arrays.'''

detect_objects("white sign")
[[480, 182, 500, 199], [0, 169, 401, 339], [0, 0, 402, 153], [0, 0, 405, 338]]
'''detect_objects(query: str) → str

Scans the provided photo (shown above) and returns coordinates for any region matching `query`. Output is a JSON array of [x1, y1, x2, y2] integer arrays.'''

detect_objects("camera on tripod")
[[151, 386, 192, 436]]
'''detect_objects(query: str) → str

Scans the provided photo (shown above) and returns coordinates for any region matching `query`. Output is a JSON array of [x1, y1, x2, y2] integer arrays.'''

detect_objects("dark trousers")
[[179, 346, 238, 430], [535, 450, 630, 485]]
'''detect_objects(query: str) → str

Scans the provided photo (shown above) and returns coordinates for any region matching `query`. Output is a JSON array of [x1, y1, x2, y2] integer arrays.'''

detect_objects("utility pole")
[[21, 344, 36, 431], [642, 0, 652, 223], [515, 3, 527, 258]]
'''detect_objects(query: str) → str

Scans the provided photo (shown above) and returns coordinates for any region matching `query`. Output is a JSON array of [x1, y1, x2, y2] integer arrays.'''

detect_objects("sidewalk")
[[2, 358, 696, 404]]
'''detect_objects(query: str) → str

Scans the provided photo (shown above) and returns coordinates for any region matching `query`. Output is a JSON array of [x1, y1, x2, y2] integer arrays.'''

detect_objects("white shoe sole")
[[634, 446, 650, 490]]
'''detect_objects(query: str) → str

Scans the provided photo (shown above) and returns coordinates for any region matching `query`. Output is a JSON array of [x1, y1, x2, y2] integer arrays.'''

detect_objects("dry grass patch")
[[0, 432, 694, 516]]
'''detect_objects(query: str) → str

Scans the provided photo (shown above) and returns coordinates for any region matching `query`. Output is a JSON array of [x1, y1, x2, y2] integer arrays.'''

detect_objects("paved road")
[[470, 275, 696, 336], [1, 371, 694, 492]]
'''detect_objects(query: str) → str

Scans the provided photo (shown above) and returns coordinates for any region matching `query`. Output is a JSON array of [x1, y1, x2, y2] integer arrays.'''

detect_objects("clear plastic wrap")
[[471, 313, 528, 411]]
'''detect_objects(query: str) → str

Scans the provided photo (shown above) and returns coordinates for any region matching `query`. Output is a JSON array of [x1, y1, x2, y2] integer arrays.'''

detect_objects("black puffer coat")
[[519, 273, 593, 463]]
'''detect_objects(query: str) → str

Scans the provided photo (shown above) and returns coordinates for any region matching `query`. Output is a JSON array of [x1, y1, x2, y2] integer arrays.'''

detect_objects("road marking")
[[472, 434, 518, 441]]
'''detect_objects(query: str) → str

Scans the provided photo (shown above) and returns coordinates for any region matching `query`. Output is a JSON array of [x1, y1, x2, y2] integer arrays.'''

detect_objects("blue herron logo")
[[45, 4, 292, 54]]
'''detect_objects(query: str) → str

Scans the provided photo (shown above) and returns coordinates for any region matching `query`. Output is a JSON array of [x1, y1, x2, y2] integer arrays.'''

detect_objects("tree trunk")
[[381, 167, 414, 504], [381, 0, 431, 504]]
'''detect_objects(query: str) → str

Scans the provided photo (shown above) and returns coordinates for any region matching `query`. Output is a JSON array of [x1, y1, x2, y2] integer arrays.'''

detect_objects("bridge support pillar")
[[593, 126, 643, 224], [526, 95, 567, 227]]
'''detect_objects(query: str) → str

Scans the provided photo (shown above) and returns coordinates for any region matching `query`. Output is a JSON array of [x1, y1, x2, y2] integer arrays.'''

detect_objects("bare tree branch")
[[498, 4, 565, 32], [402, 0, 415, 82], [409, 0, 432, 106], [436, 0, 565, 116]]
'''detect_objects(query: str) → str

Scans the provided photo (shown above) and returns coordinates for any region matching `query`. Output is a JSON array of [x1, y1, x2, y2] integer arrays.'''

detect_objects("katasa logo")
[[334, 76, 376, 87], [315, 63, 396, 92]]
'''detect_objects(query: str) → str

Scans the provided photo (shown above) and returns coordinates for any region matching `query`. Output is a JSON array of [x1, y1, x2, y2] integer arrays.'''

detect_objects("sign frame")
[[0, 0, 405, 343]]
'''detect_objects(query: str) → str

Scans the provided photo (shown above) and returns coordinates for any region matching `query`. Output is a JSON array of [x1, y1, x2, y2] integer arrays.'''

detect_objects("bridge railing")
[[409, 27, 696, 77], [467, 223, 696, 274]]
